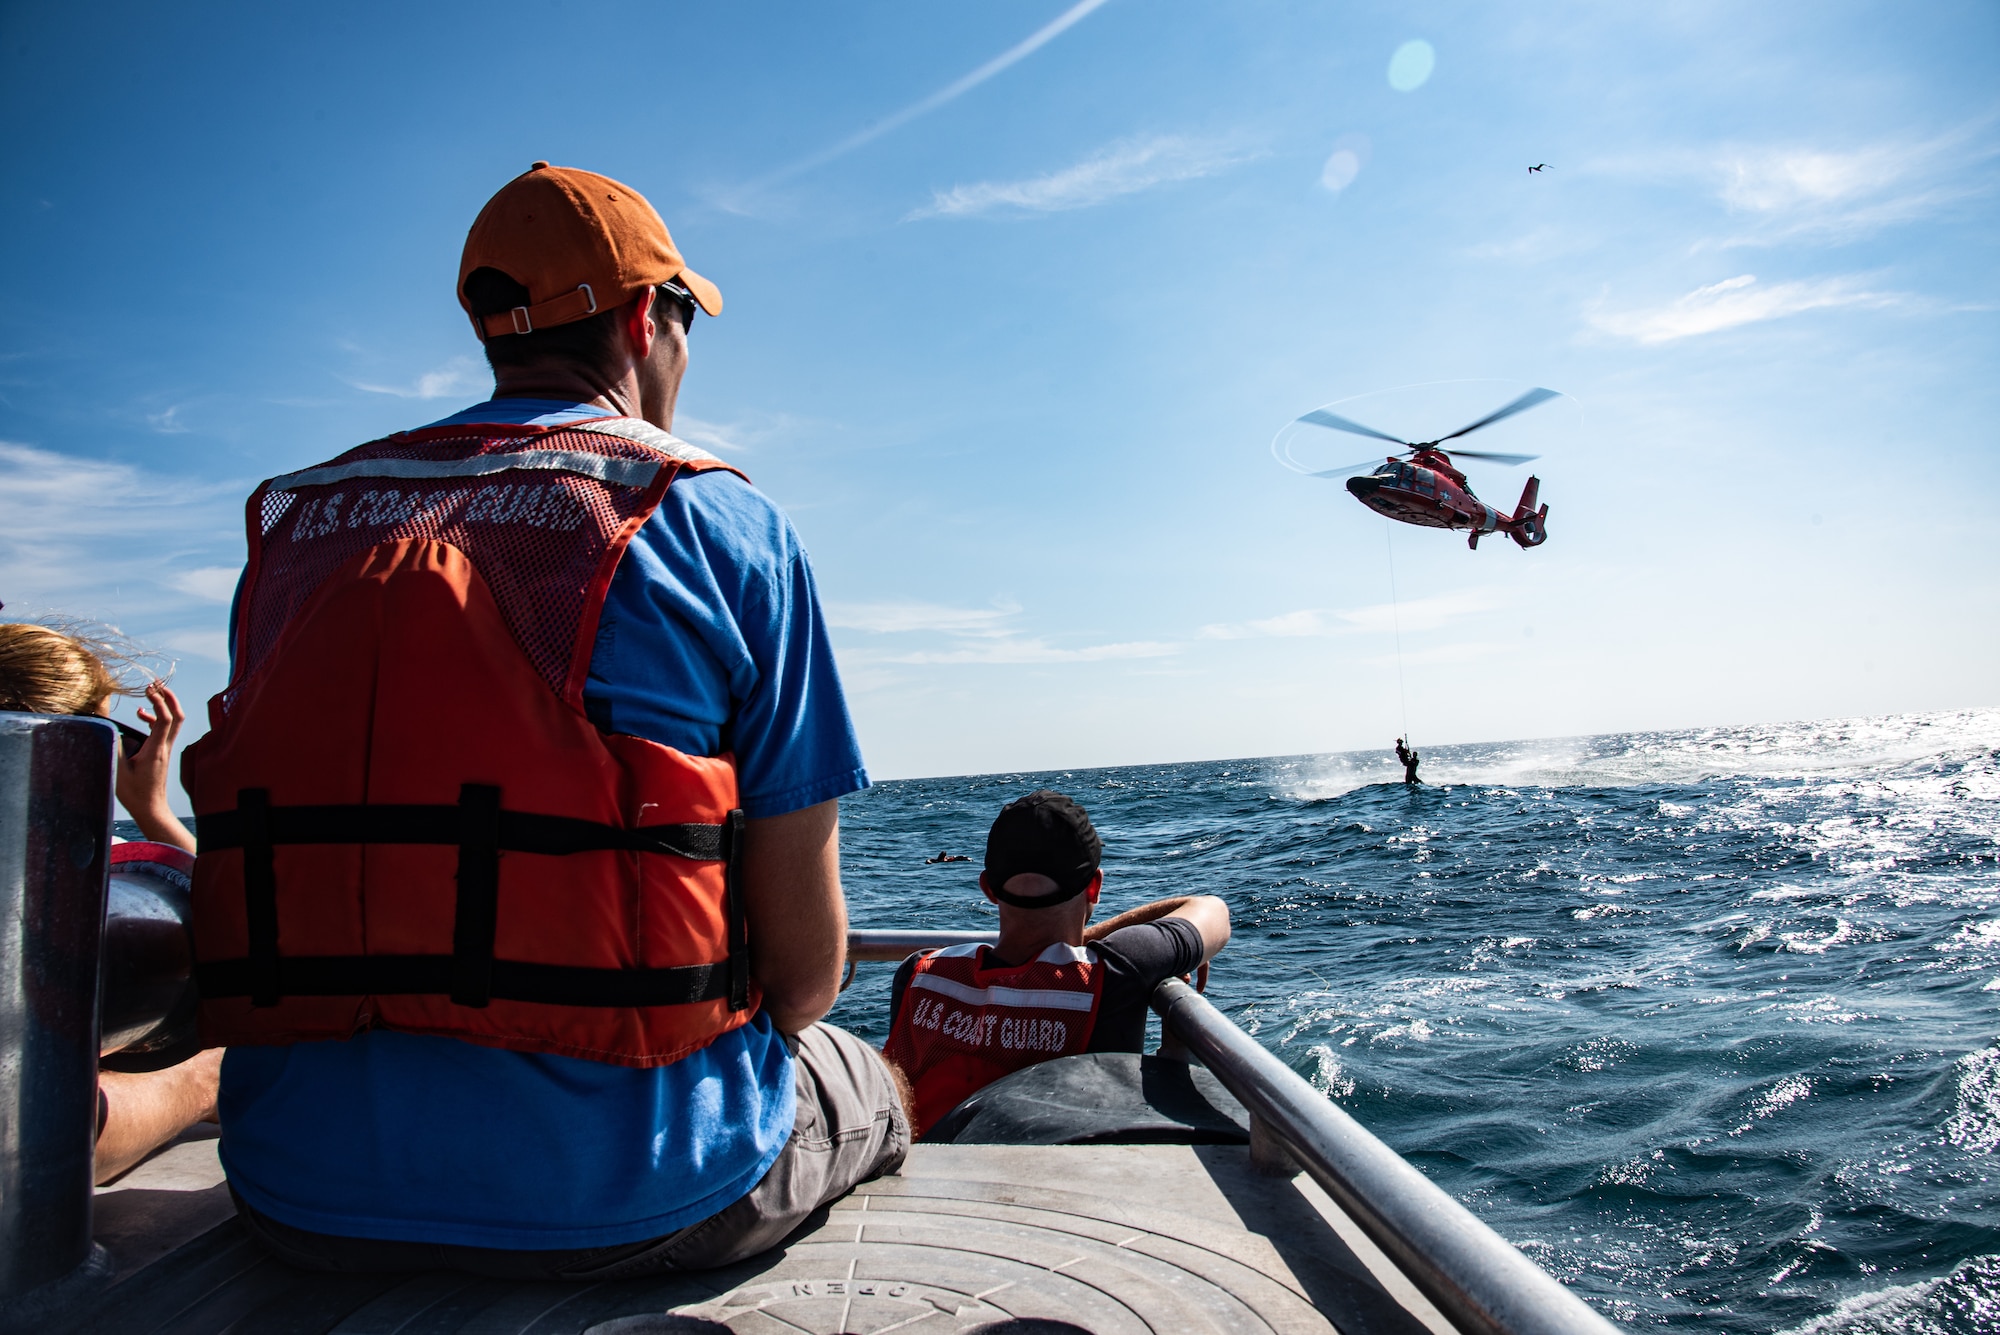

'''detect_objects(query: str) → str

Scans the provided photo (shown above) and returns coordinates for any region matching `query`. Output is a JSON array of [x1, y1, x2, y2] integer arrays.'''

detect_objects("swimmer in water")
[[925, 850, 971, 864], [1395, 738, 1421, 785]]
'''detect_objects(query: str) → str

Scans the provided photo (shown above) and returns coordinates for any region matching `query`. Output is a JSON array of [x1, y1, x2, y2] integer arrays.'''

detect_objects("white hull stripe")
[[909, 973, 1098, 1012], [269, 449, 662, 494]]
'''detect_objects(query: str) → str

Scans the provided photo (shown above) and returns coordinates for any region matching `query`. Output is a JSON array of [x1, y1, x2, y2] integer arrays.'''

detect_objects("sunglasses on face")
[[656, 281, 698, 336], [113, 720, 149, 758]]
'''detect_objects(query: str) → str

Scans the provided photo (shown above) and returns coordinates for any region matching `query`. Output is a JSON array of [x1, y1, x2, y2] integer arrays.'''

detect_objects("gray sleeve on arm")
[[1097, 918, 1206, 985]]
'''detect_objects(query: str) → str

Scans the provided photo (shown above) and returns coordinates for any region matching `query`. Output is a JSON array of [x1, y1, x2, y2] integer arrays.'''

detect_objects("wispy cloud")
[[1709, 129, 1995, 243], [1718, 145, 1911, 215], [346, 356, 485, 400], [1584, 122, 1997, 247], [157, 628, 230, 661], [1590, 273, 1905, 344], [877, 639, 1175, 665], [829, 596, 1174, 668], [1362, 642, 1496, 668], [1463, 226, 1587, 263], [1201, 591, 1500, 641], [171, 567, 243, 603], [0, 442, 246, 658], [910, 134, 1255, 220], [670, 411, 815, 458], [146, 405, 192, 434], [828, 599, 1021, 637], [729, 0, 1112, 205]]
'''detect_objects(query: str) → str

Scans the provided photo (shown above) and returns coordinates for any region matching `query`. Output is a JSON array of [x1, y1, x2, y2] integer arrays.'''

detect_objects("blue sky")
[[3, 1, 1995, 795]]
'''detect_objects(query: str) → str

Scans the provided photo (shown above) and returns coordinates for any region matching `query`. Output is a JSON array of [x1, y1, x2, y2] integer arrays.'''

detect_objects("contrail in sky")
[[746, 0, 1113, 193]]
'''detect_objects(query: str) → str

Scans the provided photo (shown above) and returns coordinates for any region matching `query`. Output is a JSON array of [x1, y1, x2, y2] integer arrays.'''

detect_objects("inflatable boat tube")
[[98, 841, 199, 1072], [924, 1052, 1251, 1146]]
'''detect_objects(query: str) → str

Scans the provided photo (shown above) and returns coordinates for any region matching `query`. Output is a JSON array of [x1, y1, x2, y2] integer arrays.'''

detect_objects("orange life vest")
[[181, 416, 757, 1068], [884, 942, 1104, 1136]]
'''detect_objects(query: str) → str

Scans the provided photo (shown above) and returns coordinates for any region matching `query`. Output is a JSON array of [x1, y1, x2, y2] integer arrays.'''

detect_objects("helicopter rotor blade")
[[1442, 449, 1540, 466], [1297, 409, 1412, 447], [1307, 456, 1403, 478], [1431, 387, 1560, 444]]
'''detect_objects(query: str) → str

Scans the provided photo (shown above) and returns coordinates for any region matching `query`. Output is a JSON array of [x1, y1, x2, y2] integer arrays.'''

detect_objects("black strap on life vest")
[[237, 788, 281, 1008], [723, 809, 748, 1012], [197, 786, 747, 1012], [450, 784, 503, 1008]]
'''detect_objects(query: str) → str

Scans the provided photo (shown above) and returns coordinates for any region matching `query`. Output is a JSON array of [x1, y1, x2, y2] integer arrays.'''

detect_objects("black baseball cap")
[[983, 790, 1103, 909]]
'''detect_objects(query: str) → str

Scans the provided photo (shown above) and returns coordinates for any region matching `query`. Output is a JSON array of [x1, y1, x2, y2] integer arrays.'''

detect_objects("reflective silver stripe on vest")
[[929, 941, 1089, 964], [267, 449, 662, 494], [565, 417, 722, 465], [908, 972, 1100, 1012]]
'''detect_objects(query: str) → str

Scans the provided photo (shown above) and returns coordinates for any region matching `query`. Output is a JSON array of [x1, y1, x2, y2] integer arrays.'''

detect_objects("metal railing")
[[846, 930, 1618, 1335], [841, 929, 996, 990], [0, 714, 117, 1320], [846, 929, 996, 962], [1151, 979, 1618, 1335]]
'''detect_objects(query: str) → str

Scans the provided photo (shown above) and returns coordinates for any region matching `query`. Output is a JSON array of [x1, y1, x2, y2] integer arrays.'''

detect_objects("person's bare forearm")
[[740, 800, 847, 1034], [130, 804, 196, 854], [1084, 896, 1198, 942]]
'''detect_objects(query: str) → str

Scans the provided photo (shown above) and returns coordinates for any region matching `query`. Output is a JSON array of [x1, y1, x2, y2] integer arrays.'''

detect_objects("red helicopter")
[[1292, 387, 1558, 550]]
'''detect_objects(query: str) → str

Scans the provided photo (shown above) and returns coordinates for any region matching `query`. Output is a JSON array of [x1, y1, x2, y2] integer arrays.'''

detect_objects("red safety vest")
[[884, 942, 1104, 1137], [181, 416, 756, 1068]]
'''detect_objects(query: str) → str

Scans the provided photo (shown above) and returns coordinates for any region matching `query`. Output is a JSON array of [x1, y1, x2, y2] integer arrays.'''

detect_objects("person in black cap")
[[882, 790, 1230, 1137]]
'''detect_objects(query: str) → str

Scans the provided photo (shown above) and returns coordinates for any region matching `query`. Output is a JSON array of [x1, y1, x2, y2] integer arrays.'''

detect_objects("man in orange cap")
[[194, 163, 903, 1276]]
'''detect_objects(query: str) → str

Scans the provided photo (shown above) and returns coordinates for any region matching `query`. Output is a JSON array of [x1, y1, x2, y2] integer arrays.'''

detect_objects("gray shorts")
[[233, 1022, 909, 1278]]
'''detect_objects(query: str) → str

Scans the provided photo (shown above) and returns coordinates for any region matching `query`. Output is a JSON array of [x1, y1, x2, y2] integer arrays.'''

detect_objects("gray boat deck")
[[70, 1131, 1455, 1334]]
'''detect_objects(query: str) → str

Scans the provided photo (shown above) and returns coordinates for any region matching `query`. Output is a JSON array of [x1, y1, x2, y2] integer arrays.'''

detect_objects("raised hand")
[[115, 681, 195, 853]]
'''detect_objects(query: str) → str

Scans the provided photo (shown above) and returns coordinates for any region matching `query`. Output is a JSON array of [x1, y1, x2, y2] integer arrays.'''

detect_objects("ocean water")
[[826, 708, 2000, 1333]]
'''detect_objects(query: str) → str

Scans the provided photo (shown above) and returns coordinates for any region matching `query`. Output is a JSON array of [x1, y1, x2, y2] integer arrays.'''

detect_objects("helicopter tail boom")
[[1507, 476, 1549, 549]]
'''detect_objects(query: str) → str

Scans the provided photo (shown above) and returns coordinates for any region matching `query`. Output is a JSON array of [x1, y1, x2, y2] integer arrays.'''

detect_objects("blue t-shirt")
[[218, 400, 868, 1248]]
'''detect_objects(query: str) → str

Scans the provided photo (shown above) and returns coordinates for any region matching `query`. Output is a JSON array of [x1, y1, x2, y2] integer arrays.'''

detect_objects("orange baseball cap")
[[458, 162, 722, 340]]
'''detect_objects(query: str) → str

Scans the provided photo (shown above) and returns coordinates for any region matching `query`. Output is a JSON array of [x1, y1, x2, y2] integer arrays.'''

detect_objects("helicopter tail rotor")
[[1508, 476, 1549, 548]]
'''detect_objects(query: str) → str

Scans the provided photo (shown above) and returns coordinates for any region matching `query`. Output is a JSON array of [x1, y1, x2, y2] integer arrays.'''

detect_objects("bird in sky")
[[1528, 163, 1551, 173]]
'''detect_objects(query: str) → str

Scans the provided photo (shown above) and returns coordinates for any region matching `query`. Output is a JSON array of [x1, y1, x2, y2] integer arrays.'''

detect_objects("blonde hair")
[[0, 622, 170, 716]]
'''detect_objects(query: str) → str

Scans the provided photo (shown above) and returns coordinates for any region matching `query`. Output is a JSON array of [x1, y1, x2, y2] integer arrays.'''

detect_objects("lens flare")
[[1319, 133, 1371, 193], [1321, 151, 1362, 191], [1387, 39, 1435, 92]]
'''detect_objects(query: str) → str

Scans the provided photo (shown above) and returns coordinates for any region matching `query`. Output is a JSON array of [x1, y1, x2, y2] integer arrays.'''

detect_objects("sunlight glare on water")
[[831, 708, 2000, 1332]]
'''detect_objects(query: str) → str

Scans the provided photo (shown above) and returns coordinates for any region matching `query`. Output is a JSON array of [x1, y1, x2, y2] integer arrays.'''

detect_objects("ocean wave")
[[836, 706, 2000, 1333], [1778, 1253, 2000, 1335], [1942, 1046, 2000, 1154], [1274, 708, 2000, 799]]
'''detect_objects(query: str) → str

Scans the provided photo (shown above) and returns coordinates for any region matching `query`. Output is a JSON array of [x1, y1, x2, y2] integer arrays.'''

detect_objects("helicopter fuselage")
[[1344, 448, 1549, 550]]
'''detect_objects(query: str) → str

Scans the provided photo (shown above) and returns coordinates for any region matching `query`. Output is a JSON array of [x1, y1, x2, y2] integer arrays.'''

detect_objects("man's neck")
[[992, 921, 1086, 968], [490, 366, 641, 419]]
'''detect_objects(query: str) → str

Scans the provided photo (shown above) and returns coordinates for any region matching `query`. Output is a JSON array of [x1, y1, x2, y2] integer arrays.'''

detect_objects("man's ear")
[[978, 872, 1000, 906], [1084, 870, 1103, 905], [622, 288, 657, 363]]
